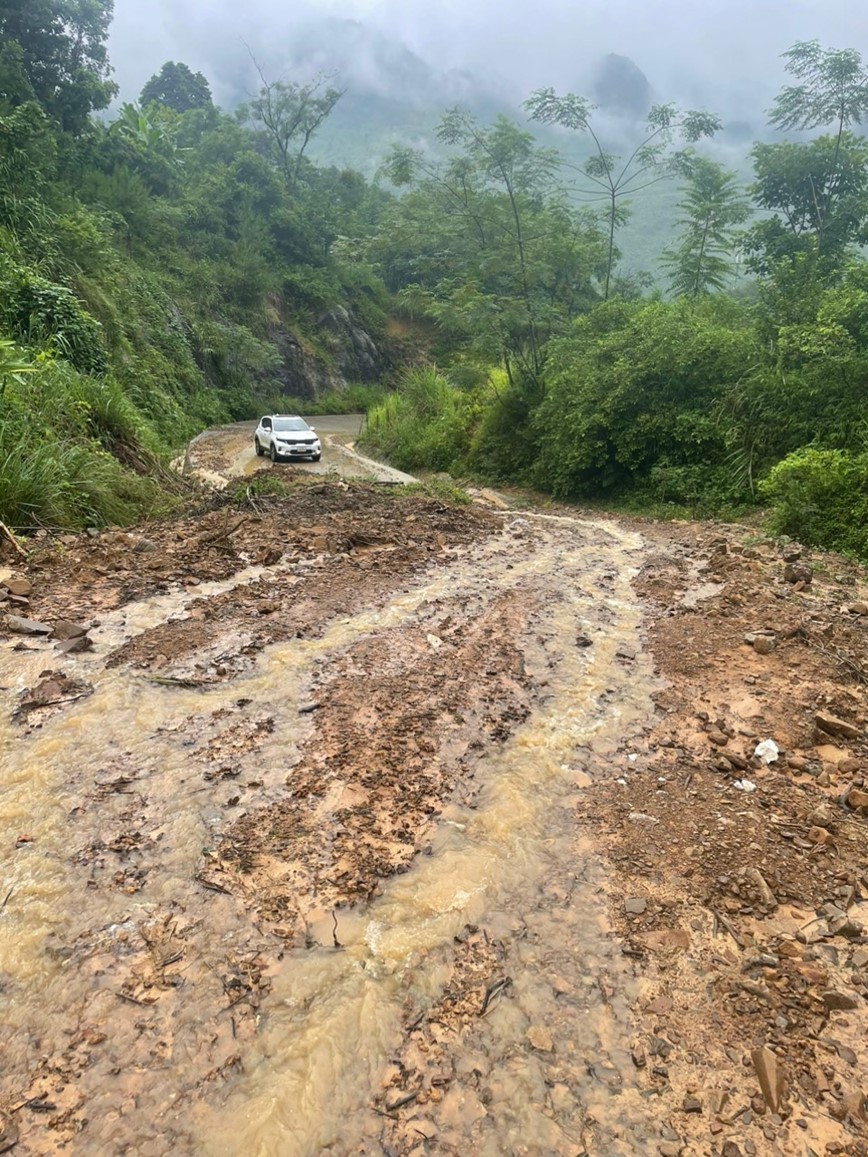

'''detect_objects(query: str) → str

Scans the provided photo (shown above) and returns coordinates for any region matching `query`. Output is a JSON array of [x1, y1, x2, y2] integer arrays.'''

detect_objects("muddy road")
[[1, 467, 868, 1156], [183, 416, 415, 487]]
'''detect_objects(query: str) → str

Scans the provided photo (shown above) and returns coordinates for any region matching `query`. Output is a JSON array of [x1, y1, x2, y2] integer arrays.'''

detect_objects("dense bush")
[[363, 367, 473, 472], [0, 358, 171, 529], [760, 448, 868, 558], [532, 298, 755, 501]]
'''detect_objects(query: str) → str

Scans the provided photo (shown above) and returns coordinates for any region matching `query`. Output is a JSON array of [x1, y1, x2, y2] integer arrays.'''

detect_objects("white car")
[[254, 415, 322, 462]]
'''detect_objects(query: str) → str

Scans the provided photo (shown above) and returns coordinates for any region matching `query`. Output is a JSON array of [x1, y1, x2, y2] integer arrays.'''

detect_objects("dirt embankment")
[[0, 477, 866, 1157]]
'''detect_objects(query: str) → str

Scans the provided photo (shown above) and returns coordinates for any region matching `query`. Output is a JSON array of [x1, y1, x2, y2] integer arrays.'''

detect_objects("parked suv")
[[254, 415, 322, 462]]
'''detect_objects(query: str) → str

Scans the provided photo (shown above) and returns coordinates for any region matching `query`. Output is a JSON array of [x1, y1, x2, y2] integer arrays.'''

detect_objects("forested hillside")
[[0, 1, 395, 530], [2, 3, 867, 559]]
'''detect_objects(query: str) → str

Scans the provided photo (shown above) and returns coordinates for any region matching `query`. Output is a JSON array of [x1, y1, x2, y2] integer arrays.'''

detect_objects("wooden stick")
[[0, 520, 26, 558]]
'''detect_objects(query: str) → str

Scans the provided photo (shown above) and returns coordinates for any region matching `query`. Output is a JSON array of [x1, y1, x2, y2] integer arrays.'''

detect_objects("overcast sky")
[[108, 0, 866, 118]]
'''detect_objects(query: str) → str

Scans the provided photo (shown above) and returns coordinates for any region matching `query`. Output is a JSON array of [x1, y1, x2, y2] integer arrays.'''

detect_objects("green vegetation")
[[2, 14, 868, 560], [0, 1, 395, 531], [361, 40, 868, 558]]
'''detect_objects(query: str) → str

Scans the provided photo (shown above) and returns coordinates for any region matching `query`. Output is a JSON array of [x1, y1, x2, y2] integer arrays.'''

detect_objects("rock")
[[624, 897, 648, 915], [751, 1045, 785, 1112], [788, 755, 809, 772], [746, 868, 777, 911], [51, 619, 88, 640], [840, 1092, 868, 1122], [2, 614, 52, 636], [527, 1026, 553, 1052], [846, 787, 868, 811], [838, 757, 861, 774], [798, 919, 830, 944], [753, 635, 775, 655], [707, 728, 729, 746], [478, 488, 509, 510], [3, 576, 32, 596], [682, 1095, 703, 1113], [822, 989, 861, 1010], [631, 1045, 647, 1068], [722, 1145, 742, 1157], [781, 544, 803, 562], [56, 635, 93, 655], [659, 1144, 681, 1157], [754, 739, 780, 764], [808, 826, 833, 846], [852, 948, 868, 969], [815, 711, 860, 740], [641, 928, 691, 952], [783, 561, 813, 584], [722, 750, 748, 771], [848, 601, 868, 615]]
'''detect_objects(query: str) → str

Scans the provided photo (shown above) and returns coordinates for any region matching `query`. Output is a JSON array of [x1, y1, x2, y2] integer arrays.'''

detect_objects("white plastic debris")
[[754, 739, 780, 765], [628, 753, 638, 763], [733, 779, 757, 792]]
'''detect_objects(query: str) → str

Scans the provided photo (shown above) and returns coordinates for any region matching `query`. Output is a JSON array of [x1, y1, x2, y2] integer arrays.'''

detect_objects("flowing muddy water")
[[1, 512, 658, 1154]]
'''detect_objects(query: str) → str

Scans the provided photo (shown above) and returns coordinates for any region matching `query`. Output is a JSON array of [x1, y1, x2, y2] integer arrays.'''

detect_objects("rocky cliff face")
[[267, 303, 385, 400]]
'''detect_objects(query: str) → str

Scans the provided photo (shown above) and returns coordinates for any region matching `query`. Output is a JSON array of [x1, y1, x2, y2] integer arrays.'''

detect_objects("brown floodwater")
[[1, 514, 658, 1154]]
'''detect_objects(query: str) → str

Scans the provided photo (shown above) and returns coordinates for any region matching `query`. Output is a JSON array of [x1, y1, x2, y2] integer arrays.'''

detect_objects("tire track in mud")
[[199, 515, 661, 1157]]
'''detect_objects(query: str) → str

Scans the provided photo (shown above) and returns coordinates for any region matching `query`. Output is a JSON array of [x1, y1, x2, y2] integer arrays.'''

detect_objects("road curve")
[[183, 415, 416, 487]]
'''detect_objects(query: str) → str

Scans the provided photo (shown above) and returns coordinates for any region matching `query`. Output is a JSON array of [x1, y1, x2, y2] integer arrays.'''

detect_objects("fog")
[[108, 0, 866, 122]]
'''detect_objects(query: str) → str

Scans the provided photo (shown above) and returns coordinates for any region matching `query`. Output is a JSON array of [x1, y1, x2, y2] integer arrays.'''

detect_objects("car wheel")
[[270, 443, 278, 463], [254, 438, 264, 457], [312, 453, 322, 462]]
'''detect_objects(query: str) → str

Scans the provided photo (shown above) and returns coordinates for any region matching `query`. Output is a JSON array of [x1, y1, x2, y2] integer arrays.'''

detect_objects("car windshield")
[[272, 418, 310, 432]]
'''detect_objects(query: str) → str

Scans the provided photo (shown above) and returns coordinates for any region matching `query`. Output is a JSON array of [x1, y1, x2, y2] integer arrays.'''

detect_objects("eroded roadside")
[[0, 480, 866, 1157]]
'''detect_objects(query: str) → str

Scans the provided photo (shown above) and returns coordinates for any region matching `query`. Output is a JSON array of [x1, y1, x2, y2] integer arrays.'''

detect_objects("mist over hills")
[[108, 7, 781, 173], [105, 3, 859, 276]]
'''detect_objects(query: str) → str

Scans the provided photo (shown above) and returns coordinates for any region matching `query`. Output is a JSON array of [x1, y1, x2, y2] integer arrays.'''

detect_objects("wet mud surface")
[[1, 479, 867, 1156]]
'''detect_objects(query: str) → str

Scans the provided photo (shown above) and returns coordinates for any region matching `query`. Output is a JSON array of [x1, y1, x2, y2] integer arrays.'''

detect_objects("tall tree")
[[379, 111, 606, 390], [0, 0, 116, 131], [525, 89, 720, 299], [239, 63, 343, 187], [743, 134, 868, 277], [141, 61, 212, 113], [663, 159, 750, 297], [766, 41, 868, 260]]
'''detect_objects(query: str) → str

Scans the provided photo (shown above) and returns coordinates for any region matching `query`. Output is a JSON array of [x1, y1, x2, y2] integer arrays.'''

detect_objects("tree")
[[0, 0, 116, 131], [525, 89, 720, 299], [378, 111, 606, 390], [141, 61, 212, 113], [743, 134, 868, 277], [762, 41, 868, 263], [239, 63, 343, 187], [663, 158, 750, 297]]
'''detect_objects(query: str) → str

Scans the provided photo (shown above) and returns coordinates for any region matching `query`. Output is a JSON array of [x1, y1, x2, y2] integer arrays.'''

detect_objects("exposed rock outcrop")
[[267, 302, 385, 400]]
